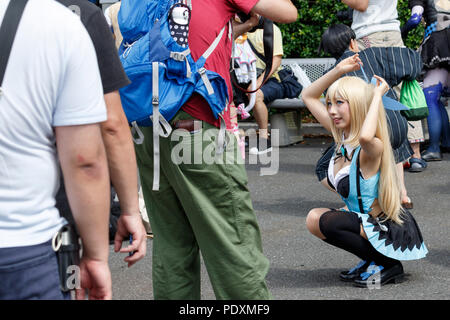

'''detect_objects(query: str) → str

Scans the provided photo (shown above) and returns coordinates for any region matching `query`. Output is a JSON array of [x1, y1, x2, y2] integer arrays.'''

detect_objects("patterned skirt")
[[420, 28, 450, 71], [355, 209, 428, 261]]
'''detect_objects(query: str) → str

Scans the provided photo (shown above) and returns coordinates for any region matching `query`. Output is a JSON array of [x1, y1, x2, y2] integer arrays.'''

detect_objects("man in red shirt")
[[134, 0, 297, 299]]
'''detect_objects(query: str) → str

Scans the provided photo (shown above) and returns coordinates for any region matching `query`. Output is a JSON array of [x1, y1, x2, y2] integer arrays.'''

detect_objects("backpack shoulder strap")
[[0, 0, 29, 88]]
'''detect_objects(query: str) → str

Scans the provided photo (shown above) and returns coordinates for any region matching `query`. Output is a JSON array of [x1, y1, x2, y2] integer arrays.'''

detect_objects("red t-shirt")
[[181, 0, 258, 129]]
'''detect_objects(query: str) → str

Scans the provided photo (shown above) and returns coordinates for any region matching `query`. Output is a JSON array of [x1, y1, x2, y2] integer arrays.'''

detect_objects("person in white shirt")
[[0, 0, 111, 300], [343, 0, 403, 49]]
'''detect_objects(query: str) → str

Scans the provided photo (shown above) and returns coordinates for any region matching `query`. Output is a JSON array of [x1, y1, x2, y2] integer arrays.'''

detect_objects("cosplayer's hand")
[[336, 54, 362, 75], [372, 75, 389, 97]]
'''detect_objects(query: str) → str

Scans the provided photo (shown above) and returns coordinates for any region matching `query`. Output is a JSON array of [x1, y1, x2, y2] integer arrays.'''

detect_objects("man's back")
[[179, 0, 258, 129], [351, 0, 400, 39], [338, 47, 422, 99], [0, 0, 106, 248]]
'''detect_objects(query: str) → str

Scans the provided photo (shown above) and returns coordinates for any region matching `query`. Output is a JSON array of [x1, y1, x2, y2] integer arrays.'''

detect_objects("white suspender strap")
[[198, 67, 214, 95], [201, 25, 226, 61], [197, 23, 228, 95], [152, 62, 161, 191], [150, 62, 172, 191]]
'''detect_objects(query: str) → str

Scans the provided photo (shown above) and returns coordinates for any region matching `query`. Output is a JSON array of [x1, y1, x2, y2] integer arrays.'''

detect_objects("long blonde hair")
[[326, 76, 404, 224]]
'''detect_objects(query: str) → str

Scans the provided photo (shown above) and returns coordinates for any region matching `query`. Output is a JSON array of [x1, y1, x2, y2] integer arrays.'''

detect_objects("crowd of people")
[[0, 0, 447, 300]]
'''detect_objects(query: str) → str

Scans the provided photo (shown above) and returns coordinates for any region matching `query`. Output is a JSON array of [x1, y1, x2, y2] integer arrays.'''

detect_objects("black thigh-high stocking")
[[319, 210, 399, 268]]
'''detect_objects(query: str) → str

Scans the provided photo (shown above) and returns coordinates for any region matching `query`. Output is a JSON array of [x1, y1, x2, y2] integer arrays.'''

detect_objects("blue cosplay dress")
[[329, 146, 428, 261]]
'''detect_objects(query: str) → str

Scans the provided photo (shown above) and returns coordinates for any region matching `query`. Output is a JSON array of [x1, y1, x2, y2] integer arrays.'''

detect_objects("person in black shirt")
[[55, 0, 147, 281]]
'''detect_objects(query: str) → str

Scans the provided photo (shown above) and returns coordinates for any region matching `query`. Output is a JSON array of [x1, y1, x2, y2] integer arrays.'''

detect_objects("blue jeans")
[[0, 240, 70, 300]]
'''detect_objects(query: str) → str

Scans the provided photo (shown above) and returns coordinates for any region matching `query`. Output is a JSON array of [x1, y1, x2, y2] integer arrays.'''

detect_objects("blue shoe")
[[339, 260, 370, 282], [408, 157, 427, 172], [353, 262, 404, 288]]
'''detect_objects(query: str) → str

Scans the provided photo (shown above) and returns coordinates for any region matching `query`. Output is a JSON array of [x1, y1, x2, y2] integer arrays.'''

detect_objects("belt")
[[173, 119, 202, 133]]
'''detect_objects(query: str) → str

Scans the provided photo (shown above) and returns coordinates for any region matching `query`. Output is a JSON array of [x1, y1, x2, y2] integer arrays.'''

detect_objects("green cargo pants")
[[134, 111, 271, 300]]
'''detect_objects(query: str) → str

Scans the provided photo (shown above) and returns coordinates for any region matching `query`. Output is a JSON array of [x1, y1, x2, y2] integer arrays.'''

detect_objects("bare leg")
[[410, 142, 421, 159], [252, 89, 269, 139], [397, 162, 411, 206], [306, 208, 332, 240]]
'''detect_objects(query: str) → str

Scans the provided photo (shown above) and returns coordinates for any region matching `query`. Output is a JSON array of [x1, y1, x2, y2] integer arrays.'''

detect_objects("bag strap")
[[355, 149, 365, 214], [246, 38, 265, 62], [0, 0, 29, 88]]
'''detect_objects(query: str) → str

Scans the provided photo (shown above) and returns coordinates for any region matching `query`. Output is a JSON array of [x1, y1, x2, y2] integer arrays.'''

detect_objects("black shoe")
[[421, 150, 442, 161], [353, 262, 405, 288], [441, 145, 450, 153], [249, 137, 272, 155], [339, 260, 370, 282]]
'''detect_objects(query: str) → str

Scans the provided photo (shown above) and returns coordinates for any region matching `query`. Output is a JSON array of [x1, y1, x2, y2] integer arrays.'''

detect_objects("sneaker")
[[249, 137, 272, 155], [421, 150, 442, 161]]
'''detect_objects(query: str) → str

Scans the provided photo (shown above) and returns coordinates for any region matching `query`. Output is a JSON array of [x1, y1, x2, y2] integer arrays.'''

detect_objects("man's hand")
[[114, 213, 147, 267], [247, 12, 260, 30], [75, 258, 112, 300], [233, 12, 261, 39]]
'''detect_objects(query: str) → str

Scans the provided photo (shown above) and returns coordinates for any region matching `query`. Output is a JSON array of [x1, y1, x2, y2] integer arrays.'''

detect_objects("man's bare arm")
[[55, 123, 110, 261], [251, 0, 298, 23], [101, 91, 146, 267], [102, 91, 139, 218], [341, 0, 369, 12], [55, 122, 112, 299]]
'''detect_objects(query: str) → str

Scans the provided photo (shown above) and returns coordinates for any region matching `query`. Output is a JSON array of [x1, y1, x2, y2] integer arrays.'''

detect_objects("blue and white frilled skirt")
[[355, 209, 428, 261]]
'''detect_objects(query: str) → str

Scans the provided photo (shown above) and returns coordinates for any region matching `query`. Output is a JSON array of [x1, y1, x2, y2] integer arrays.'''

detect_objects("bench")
[[99, 0, 117, 11], [267, 58, 336, 146]]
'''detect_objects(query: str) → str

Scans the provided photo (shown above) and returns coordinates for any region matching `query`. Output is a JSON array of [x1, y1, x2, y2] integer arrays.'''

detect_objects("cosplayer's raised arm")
[[301, 54, 362, 132], [359, 75, 389, 159]]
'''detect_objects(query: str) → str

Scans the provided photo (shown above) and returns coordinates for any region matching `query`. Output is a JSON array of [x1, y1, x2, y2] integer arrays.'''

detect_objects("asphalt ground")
[[108, 136, 449, 301]]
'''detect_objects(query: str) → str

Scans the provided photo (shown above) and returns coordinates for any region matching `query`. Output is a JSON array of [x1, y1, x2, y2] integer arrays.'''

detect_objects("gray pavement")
[[108, 136, 450, 300]]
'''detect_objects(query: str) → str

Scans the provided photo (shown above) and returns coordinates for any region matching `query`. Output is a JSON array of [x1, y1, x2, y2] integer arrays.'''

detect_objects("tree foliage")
[[278, 0, 425, 58]]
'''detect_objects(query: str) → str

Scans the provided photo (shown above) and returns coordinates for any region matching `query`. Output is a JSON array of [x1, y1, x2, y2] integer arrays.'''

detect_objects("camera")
[[336, 8, 354, 23], [237, 12, 266, 33]]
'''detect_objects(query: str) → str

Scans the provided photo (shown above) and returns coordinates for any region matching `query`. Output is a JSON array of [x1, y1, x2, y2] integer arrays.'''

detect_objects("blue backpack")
[[118, 0, 230, 189]]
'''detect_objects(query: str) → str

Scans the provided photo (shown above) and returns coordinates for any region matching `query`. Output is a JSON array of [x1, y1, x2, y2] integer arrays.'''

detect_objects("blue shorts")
[[261, 77, 285, 105], [0, 240, 70, 300]]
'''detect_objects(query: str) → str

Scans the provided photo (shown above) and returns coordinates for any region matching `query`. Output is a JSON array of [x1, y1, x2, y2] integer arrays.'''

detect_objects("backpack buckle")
[[198, 67, 206, 75], [170, 52, 186, 61]]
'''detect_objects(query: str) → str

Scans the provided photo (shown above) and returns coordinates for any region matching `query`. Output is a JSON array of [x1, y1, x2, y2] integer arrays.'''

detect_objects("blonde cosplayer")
[[326, 76, 404, 224]]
